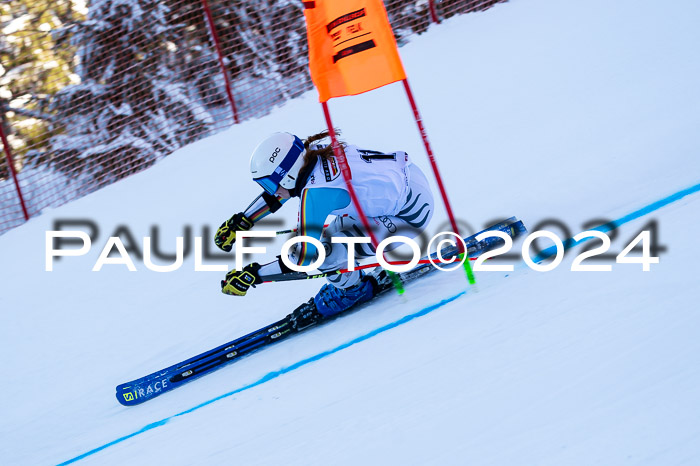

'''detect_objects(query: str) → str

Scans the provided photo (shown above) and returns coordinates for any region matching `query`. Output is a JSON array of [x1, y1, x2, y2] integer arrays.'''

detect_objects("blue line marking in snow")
[[58, 180, 700, 465], [533, 181, 700, 263], [57, 292, 466, 466]]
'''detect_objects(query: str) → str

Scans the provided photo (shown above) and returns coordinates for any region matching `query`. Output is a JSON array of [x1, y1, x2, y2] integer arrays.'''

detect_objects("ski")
[[116, 217, 526, 406]]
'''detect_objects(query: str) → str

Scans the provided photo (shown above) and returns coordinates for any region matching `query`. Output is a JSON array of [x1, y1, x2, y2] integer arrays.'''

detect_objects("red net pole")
[[0, 121, 29, 221], [429, 0, 440, 24], [201, 0, 240, 124]]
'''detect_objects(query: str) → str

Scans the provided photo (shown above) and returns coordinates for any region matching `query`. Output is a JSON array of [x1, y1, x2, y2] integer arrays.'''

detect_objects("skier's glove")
[[215, 213, 254, 252], [221, 263, 262, 296]]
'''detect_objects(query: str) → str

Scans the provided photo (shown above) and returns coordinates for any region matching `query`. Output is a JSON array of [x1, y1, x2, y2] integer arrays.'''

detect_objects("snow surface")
[[2, 0, 700, 464]]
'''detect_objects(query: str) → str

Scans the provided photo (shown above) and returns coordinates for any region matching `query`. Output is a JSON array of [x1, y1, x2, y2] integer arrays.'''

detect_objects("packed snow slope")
[[2, 0, 700, 464]]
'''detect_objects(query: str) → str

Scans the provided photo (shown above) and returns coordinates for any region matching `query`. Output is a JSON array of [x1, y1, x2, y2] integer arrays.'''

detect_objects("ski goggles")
[[253, 176, 280, 196], [253, 135, 305, 195]]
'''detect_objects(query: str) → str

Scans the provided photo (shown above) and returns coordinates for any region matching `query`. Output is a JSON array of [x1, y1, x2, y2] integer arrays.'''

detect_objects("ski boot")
[[367, 268, 393, 292], [313, 273, 378, 318], [289, 298, 323, 332]]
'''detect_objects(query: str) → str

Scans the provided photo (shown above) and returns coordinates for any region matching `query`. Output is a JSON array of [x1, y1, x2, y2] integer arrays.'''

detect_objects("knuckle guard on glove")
[[221, 263, 262, 296], [214, 213, 253, 252]]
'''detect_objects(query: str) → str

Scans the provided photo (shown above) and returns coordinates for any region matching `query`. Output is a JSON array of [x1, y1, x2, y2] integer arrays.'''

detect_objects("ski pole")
[[262, 256, 481, 283]]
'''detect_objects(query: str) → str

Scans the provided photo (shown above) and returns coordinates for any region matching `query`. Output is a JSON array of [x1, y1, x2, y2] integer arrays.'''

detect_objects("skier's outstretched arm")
[[214, 192, 286, 252], [221, 188, 350, 296]]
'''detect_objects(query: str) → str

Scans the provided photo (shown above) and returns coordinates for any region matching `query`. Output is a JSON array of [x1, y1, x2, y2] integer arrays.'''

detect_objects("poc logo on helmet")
[[269, 147, 281, 162]]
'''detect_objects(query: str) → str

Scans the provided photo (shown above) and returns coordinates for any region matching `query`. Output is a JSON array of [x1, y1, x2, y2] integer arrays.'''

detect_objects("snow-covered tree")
[[0, 0, 83, 179], [41, 0, 213, 189], [198, 0, 312, 117]]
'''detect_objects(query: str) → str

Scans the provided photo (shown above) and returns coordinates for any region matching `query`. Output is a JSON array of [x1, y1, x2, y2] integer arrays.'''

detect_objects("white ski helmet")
[[250, 132, 306, 195]]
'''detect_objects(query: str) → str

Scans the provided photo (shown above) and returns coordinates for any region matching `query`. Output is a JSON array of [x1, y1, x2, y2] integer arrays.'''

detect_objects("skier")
[[214, 131, 434, 328]]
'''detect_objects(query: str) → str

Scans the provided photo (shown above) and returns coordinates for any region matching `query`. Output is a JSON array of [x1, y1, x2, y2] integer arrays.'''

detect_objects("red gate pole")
[[201, 0, 240, 124], [428, 0, 440, 24], [321, 102, 405, 293], [401, 78, 475, 284], [0, 120, 29, 221], [321, 102, 379, 247]]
